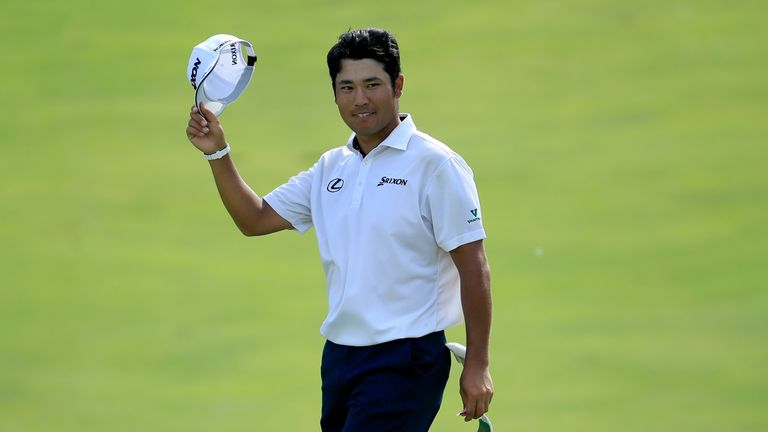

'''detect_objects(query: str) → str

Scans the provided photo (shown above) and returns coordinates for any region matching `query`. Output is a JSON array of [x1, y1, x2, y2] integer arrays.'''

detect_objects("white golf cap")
[[187, 34, 257, 116]]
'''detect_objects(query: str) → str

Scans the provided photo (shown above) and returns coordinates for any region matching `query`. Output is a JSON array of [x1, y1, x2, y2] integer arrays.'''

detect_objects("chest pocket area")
[[366, 176, 424, 236]]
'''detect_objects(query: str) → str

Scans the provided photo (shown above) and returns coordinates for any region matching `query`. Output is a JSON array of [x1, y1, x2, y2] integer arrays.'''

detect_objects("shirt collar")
[[346, 114, 416, 154]]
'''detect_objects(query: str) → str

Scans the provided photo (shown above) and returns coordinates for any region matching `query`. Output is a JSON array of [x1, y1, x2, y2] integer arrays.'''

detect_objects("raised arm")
[[186, 103, 292, 236], [450, 239, 494, 421]]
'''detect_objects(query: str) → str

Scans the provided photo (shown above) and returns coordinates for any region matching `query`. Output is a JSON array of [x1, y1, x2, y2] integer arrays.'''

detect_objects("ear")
[[394, 74, 404, 98]]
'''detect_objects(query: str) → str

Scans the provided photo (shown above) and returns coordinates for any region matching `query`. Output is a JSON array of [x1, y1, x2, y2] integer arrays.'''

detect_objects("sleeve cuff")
[[440, 229, 486, 252], [263, 195, 313, 234]]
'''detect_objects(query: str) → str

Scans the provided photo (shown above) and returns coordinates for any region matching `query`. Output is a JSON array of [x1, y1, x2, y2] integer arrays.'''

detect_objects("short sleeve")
[[424, 157, 486, 252], [263, 164, 315, 234]]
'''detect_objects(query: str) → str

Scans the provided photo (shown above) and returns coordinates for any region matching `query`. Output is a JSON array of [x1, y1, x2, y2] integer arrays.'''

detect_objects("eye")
[[367, 82, 381, 89]]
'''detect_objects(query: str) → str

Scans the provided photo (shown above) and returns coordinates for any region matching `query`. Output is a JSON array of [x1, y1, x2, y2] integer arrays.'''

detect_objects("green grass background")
[[1, 0, 766, 430]]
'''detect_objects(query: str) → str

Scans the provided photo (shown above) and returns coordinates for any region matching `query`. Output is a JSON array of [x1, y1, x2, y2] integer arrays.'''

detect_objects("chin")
[[346, 120, 374, 135]]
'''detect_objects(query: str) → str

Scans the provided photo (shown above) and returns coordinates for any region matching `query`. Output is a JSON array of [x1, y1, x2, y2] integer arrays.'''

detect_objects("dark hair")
[[326, 28, 401, 94]]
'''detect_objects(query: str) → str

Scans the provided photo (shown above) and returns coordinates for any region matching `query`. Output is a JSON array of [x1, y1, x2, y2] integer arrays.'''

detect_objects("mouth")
[[353, 112, 374, 119]]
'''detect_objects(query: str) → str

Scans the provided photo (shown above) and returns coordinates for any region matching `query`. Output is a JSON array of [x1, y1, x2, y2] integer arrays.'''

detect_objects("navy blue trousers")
[[320, 331, 451, 432]]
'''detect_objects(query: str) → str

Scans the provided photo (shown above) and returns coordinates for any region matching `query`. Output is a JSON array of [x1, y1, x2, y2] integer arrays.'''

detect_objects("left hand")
[[459, 362, 494, 421]]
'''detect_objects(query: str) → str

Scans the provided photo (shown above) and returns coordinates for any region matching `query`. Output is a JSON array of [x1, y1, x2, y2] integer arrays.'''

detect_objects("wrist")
[[464, 356, 490, 369], [204, 143, 230, 160], [464, 346, 490, 368]]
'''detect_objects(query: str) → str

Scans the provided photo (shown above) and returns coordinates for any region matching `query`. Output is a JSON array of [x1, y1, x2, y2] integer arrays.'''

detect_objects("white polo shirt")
[[264, 115, 486, 346]]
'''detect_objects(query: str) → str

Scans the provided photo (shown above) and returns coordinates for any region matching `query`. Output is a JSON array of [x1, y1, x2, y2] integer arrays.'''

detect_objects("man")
[[186, 28, 493, 431]]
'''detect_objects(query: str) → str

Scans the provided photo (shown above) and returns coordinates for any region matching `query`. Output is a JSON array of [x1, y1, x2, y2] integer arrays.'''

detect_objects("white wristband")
[[204, 144, 230, 161]]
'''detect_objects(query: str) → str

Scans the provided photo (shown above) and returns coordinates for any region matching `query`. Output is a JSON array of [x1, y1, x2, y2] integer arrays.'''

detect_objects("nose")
[[353, 87, 369, 106]]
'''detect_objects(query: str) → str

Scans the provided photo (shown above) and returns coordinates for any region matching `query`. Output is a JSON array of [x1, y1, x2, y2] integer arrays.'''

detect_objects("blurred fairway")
[[1, 0, 766, 430]]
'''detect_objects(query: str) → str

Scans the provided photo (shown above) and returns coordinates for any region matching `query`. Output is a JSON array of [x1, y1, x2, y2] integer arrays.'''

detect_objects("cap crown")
[[187, 34, 257, 116]]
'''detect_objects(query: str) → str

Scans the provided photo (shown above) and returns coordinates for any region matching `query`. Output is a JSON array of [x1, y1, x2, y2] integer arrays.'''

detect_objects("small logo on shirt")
[[327, 178, 344, 193], [377, 176, 408, 187], [467, 208, 481, 224]]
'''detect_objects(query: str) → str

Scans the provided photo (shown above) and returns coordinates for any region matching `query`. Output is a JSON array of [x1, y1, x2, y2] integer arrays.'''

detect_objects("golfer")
[[186, 28, 493, 431]]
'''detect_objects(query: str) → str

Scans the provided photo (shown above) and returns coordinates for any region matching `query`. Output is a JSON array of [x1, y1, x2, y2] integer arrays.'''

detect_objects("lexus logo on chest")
[[327, 178, 344, 193]]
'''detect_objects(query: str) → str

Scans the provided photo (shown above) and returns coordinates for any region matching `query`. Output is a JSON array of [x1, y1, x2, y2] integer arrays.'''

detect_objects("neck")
[[355, 136, 379, 156], [355, 115, 403, 155]]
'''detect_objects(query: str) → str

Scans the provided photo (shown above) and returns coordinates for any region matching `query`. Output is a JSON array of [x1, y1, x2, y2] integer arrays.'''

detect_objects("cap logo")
[[190, 57, 202, 89], [230, 43, 238, 65]]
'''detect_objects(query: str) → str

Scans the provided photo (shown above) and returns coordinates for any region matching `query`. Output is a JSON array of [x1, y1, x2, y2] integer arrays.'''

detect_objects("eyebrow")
[[337, 77, 385, 85]]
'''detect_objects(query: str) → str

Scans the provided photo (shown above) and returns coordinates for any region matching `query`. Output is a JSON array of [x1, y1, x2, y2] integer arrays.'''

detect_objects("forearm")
[[186, 104, 287, 235], [460, 261, 492, 368], [450, 240, 494, 420], [450, 240, 492, 366], [207, 155, 270, 236]]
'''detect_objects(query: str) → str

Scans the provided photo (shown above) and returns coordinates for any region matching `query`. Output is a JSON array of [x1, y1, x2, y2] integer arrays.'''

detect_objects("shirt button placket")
[[351, 158, 370, 208]]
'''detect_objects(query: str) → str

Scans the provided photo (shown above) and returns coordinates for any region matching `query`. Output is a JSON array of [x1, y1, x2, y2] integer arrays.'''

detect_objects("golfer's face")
[[334, 59, 403, 146]]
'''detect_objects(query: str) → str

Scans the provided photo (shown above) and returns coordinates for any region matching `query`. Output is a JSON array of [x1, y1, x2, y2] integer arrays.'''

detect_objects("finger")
[[186, 126, 201, 138], [479, 397, 490, 419], [485, 385, 494, 412], [188, 118, 209, 135], [199, 101, 219, 124], [189, 107, 209, 128], [186, 124, 207, 138], [460, 388, 468, 416], [460, 386, 472, 421], [190, 105, 206, 124], [464, 399, 479, 422], [188, 115, 208, 129]]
